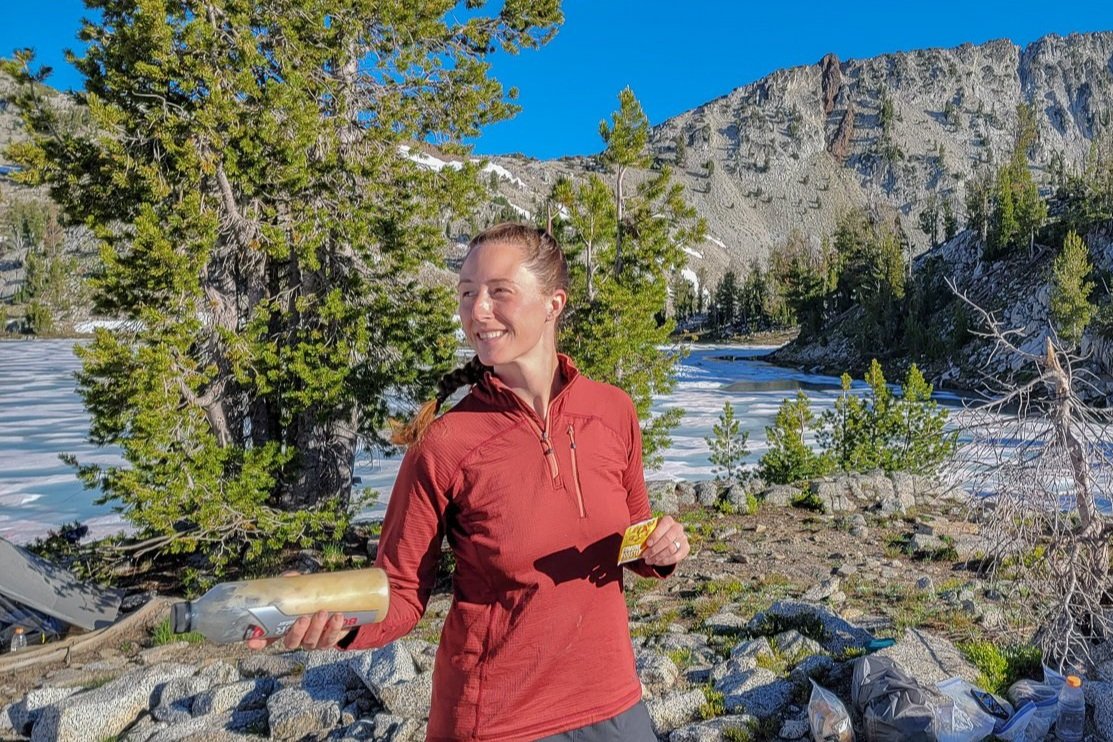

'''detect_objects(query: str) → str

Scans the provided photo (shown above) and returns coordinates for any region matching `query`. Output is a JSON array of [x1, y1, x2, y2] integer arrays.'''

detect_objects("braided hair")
[[391, 355, 491, 446]]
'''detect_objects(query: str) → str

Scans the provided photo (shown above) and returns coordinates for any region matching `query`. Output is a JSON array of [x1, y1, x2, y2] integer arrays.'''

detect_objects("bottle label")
[[246, 606, 380, 638]]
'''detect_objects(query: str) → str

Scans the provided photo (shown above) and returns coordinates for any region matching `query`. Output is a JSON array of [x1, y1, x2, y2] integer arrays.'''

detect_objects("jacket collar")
[[472, 353, 581, 416]]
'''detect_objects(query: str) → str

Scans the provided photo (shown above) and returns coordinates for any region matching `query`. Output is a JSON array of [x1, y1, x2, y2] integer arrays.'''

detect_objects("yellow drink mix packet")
[[617, 517, 659, 564]]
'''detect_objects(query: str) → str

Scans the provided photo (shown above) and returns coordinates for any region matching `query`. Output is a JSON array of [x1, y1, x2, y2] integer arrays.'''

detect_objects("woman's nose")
[[470, 291, 493, 318]]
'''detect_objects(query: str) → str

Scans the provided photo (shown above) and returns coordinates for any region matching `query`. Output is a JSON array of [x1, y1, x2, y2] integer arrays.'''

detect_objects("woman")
[[258, 223, 690, 740]]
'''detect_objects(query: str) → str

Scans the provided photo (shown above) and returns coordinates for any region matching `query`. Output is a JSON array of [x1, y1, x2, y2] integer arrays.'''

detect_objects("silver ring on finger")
[[673, 539, 682, 553]]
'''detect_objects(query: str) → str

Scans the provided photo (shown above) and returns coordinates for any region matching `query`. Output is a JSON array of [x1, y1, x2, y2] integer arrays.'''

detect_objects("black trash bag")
[[851, 655, 945, 742]]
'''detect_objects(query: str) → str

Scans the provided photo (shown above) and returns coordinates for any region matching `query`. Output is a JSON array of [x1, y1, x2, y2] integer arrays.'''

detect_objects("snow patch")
[[480, 163, 525, 189], [681, 268, 699, 288], [704, 235, 727, 250], [683, 247, 704, 259]]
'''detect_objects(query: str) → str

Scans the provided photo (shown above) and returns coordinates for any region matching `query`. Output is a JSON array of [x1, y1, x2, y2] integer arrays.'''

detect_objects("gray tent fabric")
[[0, 537, 121, 633], [852, 654, 944, 741]]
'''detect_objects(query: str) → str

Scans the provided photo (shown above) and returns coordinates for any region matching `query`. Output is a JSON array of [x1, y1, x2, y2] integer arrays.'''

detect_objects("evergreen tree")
[[552, 88, 705, 466], [759, 392, 832, 485], [887, 365, 956, 473], [706, 402, 749, 480], [1050, 231, 1096, 347], [941, 196, 959, 242], [713, 270, 739, 330], [4, 3, 563, 573]]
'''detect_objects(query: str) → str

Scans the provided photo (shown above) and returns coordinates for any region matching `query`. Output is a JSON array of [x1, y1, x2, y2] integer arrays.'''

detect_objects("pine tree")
[[706, 402, 749, 480], [552, 88, 705, 466], [713, 270, 739, 330], [1050, 231, 1096, 347], [4, 3, 563, 573], [759, 392, 832, 484], [887, 365, 956, 473]]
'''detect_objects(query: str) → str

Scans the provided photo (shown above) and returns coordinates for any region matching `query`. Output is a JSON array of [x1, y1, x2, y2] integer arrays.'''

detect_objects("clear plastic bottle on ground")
[[1055, 675, 1086, 741], [9, 626, 27, 653]]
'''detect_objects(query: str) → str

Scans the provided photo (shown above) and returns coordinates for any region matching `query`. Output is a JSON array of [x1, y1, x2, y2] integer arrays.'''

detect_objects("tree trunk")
[[615, 165, 626, 277]]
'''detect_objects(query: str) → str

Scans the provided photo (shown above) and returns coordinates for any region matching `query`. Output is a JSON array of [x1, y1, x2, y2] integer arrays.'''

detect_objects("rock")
[[192, 677, 275, 716], [350, 642, 416, 694], [120, 713, 165, 742], [810, 479, 852, 513], [398, 639, 439, 674], [371, 712, 425, 741], [790, 654, 836, 683], [146, 709, 266, 741], [685, 665, 713, 685], [648, 481, 681, 514], [676, 481, 697, 506], [266, 685, 345, 741], [7, 686, 80, 735], [721, 484, 753, 512], [779, 718, 810, 739], [979, 604, 1005, 629], [715, 667, 795, 719], [377, 672, 433, 718], [774, 630, 826, 661], [636, 650, 680, 696], [1086, 681, 1113, 742], [910, 533, 947, 555], [139, 641, 192, 665], [915, 576, 935, 592], [30, 662, 196, 742], [238, 652, 304, 679], [874, 628, 979, 686], [835, 563, 857, 577], [748, 601, 874, 656], [694, 481, 719, 508], [668, 714, 758, 741], [761, 484, 798, 507], [802, 578, 840, 602], [729, 637, 774, 669], [703, 612, 748, 634], [196, 660, 240, 685], [296, 647, 359, 689], [645, 689, 706, 735], [0, 703, 15, 738], [151, 675, 213, 720]]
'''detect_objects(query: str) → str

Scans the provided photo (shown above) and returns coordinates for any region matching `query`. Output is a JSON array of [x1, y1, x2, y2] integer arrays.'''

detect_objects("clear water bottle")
[[1055, 675, 1085, 741], [9, 626, 27, 653], [171, 567, 390, 645]]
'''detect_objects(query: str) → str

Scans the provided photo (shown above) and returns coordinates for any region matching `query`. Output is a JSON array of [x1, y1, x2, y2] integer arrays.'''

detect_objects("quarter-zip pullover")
[[345, 355, 672, 740]]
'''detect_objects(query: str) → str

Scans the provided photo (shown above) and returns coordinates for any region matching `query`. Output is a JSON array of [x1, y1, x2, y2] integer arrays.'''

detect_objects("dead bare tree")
[[946, 279, 1113, 672]]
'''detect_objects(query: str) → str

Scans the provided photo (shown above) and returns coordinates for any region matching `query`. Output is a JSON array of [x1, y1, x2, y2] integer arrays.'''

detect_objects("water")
[[0, 339, 968, 545]]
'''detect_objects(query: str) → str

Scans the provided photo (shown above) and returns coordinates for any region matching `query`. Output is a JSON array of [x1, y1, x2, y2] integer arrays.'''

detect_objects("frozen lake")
[[0, 339, 969, 545]]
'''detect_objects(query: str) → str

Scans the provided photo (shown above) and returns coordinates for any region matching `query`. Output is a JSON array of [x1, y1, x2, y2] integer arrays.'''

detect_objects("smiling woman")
[[255, 223, 691, 742]]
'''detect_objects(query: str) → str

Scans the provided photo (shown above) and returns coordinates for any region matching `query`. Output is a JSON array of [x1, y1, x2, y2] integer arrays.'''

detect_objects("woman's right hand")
[[245, 610, 352, 651], [244, 570, 352, 651]]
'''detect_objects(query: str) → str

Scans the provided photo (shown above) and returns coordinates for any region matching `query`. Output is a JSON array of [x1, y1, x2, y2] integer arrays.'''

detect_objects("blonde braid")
[[391, 356, 490, 446]]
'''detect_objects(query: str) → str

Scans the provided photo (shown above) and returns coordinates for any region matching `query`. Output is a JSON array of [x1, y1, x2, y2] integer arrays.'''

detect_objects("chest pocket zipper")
[[567, 424, 586, 518]]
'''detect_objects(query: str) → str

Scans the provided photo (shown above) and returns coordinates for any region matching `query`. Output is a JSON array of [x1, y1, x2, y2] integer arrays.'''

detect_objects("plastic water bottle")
[[1055, 675, 1086, 741], [171, 567, 390, 644], [9, 626, 27, 653]]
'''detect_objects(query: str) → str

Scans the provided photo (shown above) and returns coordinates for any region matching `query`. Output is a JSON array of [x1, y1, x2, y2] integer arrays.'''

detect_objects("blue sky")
[[2, 1, 1111, 159]]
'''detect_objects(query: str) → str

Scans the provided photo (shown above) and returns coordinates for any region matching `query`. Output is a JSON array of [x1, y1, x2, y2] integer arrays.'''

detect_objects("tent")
[[0, 537, 122, 649]]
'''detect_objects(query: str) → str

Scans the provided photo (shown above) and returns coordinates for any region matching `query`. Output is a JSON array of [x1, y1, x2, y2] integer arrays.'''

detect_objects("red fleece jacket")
[[346, 355, 672, 740]]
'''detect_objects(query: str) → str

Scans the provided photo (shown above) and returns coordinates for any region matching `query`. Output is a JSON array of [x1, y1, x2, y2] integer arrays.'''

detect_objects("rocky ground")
[[2, 472, 1112, 741]]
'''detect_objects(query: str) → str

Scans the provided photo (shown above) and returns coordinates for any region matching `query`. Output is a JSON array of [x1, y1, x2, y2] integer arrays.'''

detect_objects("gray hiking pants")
[[533, 701, 656, 741]]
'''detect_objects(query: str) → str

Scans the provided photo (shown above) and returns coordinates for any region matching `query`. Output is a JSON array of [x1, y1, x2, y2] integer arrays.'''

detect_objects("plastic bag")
[[808, 679, 855, 742], [1007, 678, 1059, 742], [993, 701, 1036, 741], [851, 655, 942, 742], [934, 677, 998, 742]]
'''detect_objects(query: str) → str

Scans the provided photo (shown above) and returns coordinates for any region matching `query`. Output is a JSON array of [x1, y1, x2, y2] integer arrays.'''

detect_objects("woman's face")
[[458, 240, 565, 371]]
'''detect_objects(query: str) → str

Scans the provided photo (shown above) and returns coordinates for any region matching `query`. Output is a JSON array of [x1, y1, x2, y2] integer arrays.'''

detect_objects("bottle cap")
[[170, 602, 192, 634], [1066, 675, 1082, 687]]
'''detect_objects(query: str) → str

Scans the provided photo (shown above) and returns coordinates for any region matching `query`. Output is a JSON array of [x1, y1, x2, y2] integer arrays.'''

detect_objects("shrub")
[[706, 402, 750, 480]]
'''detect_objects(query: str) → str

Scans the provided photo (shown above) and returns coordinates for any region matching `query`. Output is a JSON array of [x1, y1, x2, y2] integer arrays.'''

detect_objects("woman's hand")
[[245, 610, 351, 651], [244, 571, 352, 651], [640, 515, 690, 566]]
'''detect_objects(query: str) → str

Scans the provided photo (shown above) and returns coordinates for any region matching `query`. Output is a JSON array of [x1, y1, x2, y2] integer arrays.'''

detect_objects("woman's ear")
[[547, 289, 567, 321]]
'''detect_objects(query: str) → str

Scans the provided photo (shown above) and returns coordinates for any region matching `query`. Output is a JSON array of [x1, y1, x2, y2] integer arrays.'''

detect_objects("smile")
[[477, 331, 506, 341]]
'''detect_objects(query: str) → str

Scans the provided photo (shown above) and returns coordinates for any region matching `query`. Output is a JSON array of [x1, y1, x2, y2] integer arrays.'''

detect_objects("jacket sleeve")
[[619, 392, 676, 580], [342, 441, 451, 650]]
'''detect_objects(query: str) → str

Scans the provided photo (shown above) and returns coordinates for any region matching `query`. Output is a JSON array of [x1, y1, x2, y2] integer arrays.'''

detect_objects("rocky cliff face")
[[474, 32, 1113, 281], [4, 32, 1113, 323]]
